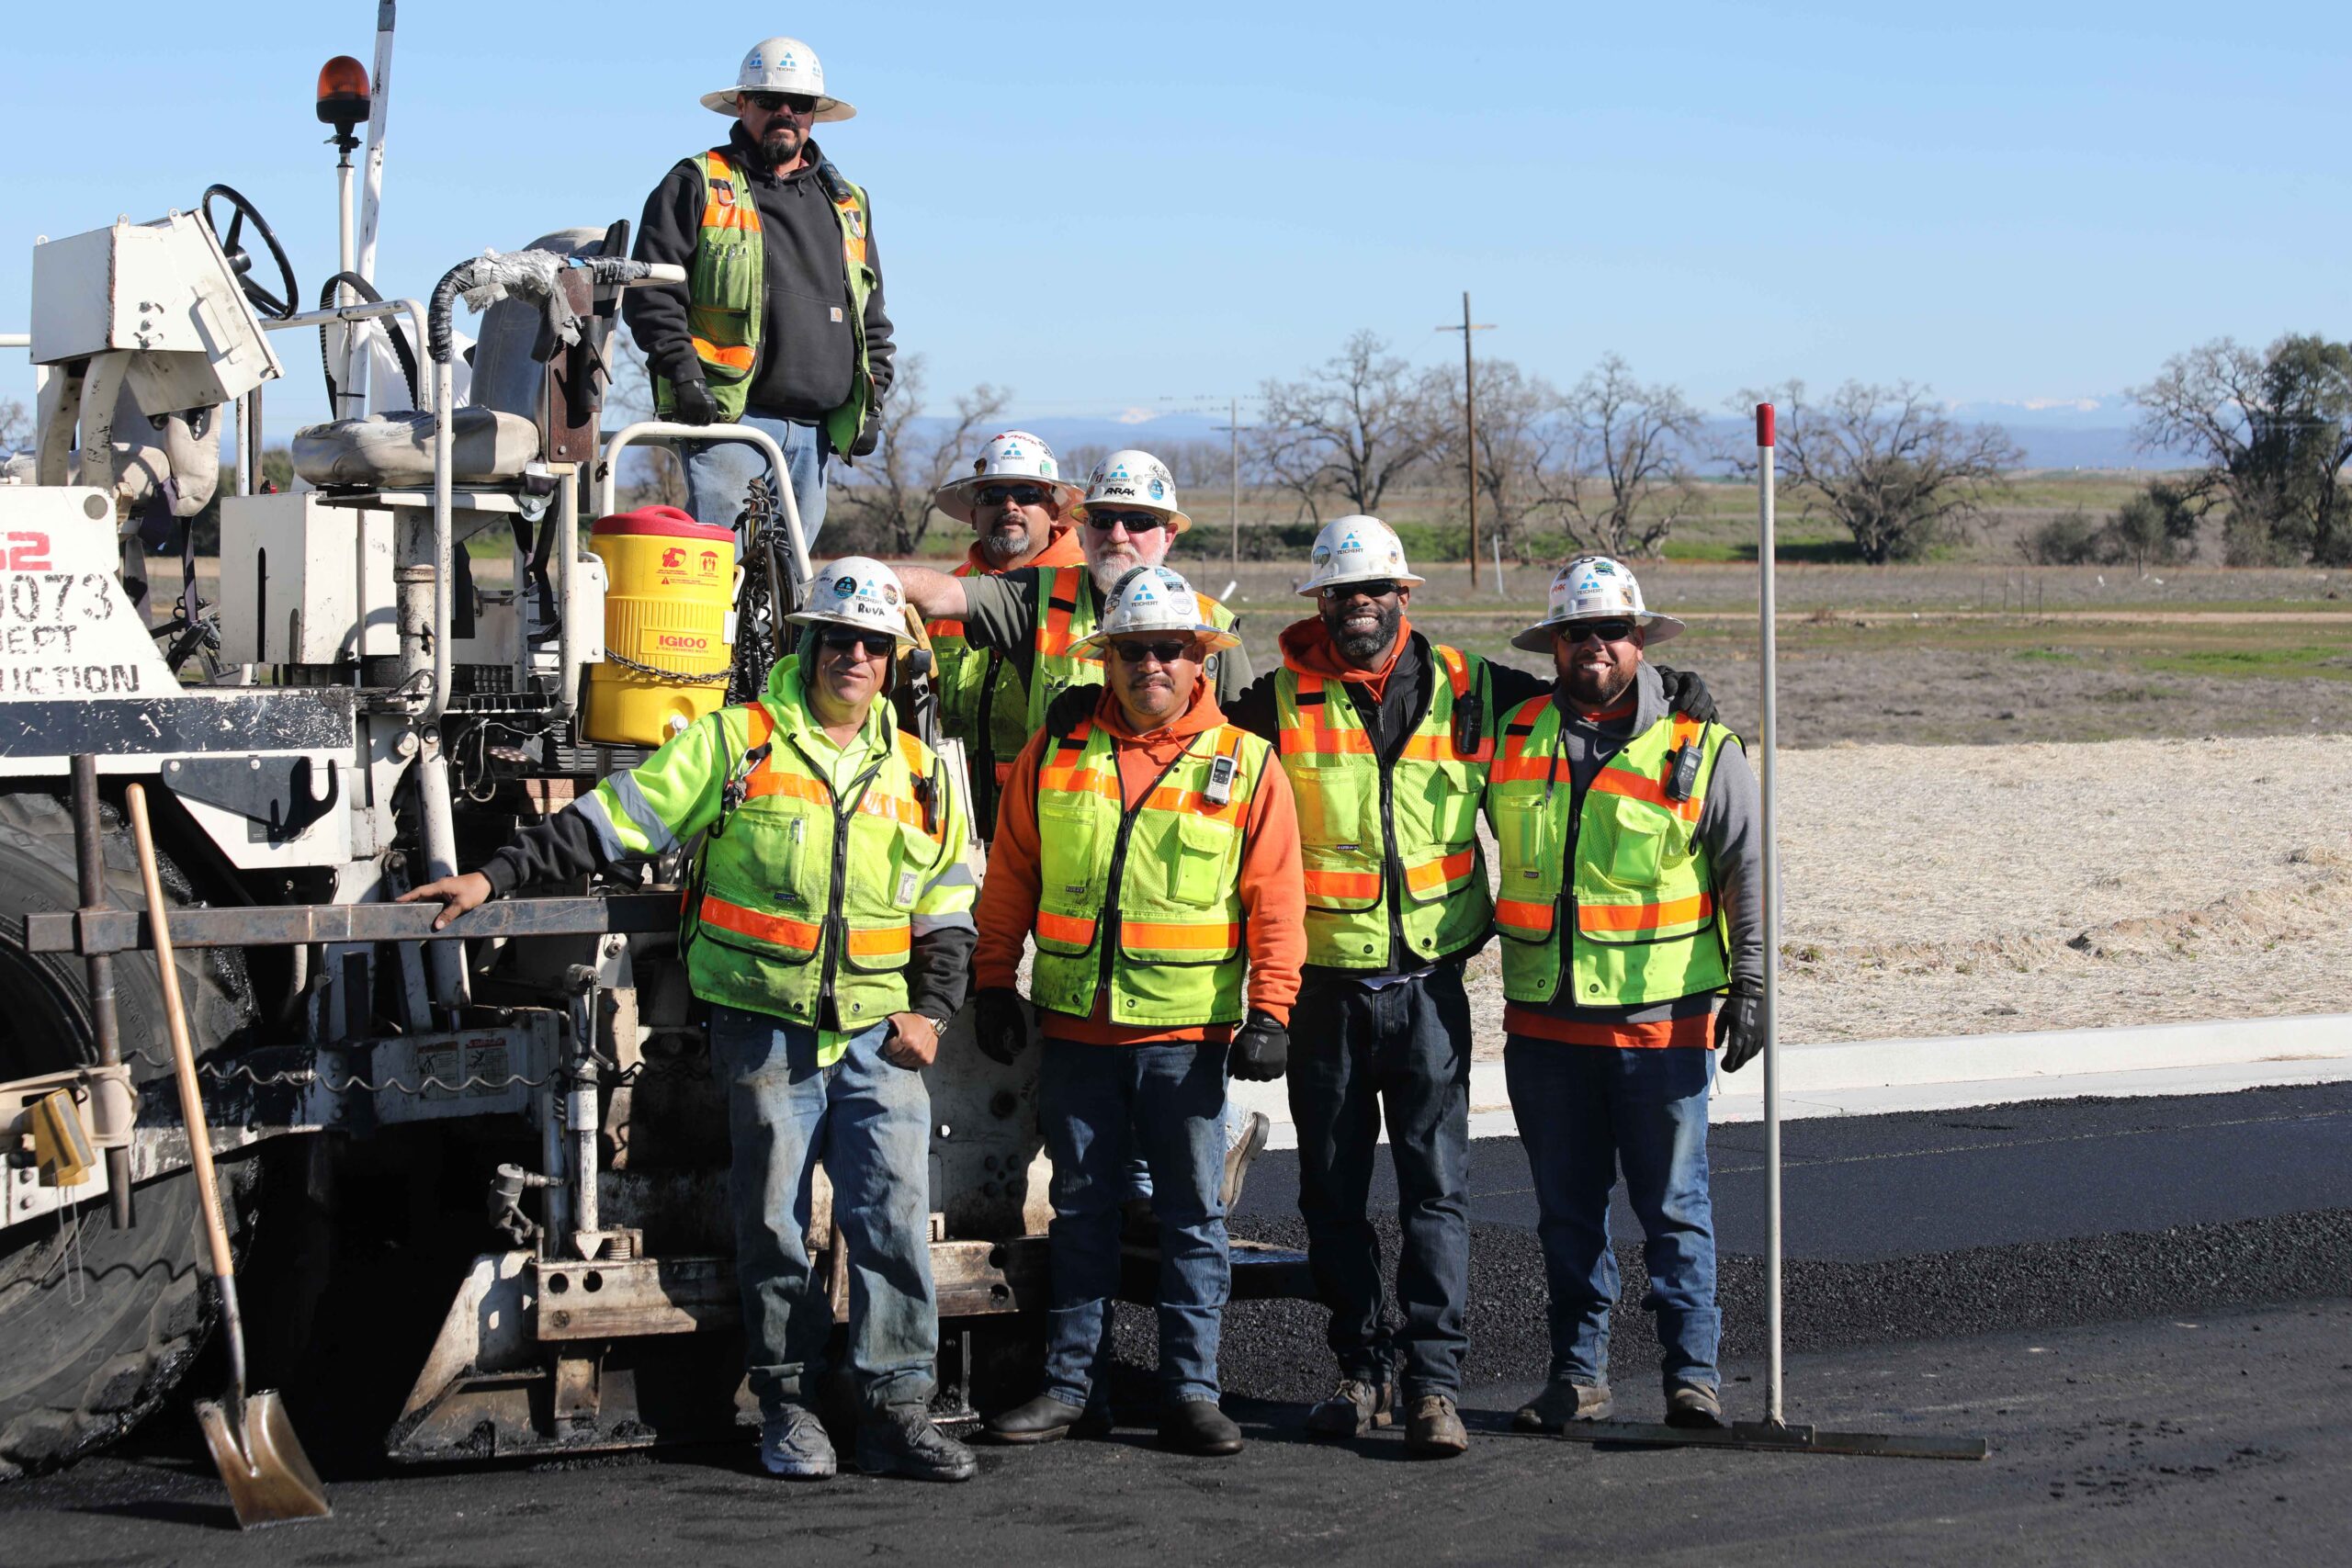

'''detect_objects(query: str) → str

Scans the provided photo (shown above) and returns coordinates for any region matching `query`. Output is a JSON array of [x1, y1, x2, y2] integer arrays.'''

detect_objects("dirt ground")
[[1458, 732, 2352, 1055]]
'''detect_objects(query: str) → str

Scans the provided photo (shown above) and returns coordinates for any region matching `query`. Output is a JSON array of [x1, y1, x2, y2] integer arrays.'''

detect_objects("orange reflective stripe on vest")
[[1124, 919, 1242, 952], [1037, 566, 1084, 657], [1577, 891, 1715, 934], [698, 894, 821, 952], [1495, 897, 1553, 936]]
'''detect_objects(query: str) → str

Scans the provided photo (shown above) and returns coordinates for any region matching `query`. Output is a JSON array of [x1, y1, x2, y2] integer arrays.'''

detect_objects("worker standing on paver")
[[625, 36, 894, 542], [968, 565, 1305, 1457], [397, 558, 978, 1483], [1486, 556, 1762, 1432], [923, 431, 1087, 840]]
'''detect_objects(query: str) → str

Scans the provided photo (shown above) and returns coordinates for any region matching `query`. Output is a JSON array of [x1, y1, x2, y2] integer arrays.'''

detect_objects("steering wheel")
[[200, 184, 299, 321]]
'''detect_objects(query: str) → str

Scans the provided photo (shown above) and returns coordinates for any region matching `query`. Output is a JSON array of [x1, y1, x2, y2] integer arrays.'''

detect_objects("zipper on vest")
[[973, 648, 1006, 838], [1095, 735, 1211, 997], [785, 733, 890, 1032], [1367, 639, 1441, 972]]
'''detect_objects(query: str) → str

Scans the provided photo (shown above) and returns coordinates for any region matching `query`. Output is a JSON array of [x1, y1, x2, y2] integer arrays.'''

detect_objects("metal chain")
[[602, 648, 732, 685], [109, 1044, 713, 1094]]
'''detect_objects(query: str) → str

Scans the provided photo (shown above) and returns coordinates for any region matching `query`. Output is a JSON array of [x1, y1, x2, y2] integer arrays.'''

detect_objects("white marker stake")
[[1756, 401, 1783, 1427]]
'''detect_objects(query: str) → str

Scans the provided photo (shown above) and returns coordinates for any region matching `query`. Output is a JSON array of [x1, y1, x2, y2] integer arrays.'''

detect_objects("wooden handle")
[[125, 784, 236, 1285]]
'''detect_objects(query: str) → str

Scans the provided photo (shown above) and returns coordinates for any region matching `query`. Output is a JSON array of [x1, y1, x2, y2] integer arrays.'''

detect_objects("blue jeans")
[[709, 1007, 936, 1413], [681, 412, 829, 547], [1037, 1039, 1230, 1405], [1289, 965, 1473, 1396], [1503, 1038, 1720, 1392]]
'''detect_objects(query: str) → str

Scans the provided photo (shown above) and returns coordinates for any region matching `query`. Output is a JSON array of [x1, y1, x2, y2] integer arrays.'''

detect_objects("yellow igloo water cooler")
[[584, 506, 736, 745]]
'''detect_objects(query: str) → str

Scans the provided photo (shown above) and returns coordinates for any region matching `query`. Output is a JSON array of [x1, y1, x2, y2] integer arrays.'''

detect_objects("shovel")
[[125, 784, 332, 1528]]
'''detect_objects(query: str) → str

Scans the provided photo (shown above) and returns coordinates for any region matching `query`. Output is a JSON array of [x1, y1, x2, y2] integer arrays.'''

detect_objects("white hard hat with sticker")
[[1072, 566, 1241, 658], [703, 37, 856, 121], [933, 429, 1085, 523], [788, 556, 915, 642], [1510, 554, 1685, 651], [1296, 514, 1425, 597], [1071, 448, 1191, 535]]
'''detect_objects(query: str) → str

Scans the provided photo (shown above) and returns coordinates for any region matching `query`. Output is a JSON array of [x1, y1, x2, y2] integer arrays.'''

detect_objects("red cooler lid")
[[592, 505, 735, 544]]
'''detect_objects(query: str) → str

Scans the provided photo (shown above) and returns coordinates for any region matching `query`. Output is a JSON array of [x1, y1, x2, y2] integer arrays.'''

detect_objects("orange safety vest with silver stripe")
[[1484, 694, 1736, 1008], [653, 148, 879, 457], [1272, 642, 1494, 969], [1024, 563, 1240, 739], [1028, 716, 1272, 1028], [682, 691, 956, 1030]]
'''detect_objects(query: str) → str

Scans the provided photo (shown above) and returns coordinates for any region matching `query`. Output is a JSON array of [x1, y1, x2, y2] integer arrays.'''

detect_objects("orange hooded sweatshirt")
[[1276, 614, 1414, 705], [974, 677, 1306, 1044], [923, 525, 1085, 637]]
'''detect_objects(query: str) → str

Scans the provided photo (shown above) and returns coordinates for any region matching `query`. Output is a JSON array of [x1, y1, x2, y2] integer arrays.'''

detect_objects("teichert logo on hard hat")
[[833, 575, 857, 595]]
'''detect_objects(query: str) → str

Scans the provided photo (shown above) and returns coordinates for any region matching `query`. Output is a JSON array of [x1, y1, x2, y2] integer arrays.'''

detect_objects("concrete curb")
[[1234, 1011, 2352, 1152]]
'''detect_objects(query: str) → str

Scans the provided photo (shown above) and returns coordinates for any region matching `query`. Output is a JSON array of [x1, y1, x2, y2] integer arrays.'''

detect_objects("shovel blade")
[[195, 1390, 334, 1528]]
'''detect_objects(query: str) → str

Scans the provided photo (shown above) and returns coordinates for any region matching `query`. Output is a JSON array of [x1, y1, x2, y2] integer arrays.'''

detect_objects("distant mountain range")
[[940, 399, 2197, 477]]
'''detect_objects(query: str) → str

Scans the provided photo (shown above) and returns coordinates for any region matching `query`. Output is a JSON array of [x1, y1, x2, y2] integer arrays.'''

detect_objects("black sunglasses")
[[1110, 638, 1197, 665], [1321, 579, 1402, 601], [1083, 509, 1168, 534], [977, 483, 1048, 508], [1557, 618, 1638, 645], [743, 91, 818, 114], [817, 628, 895, 658]]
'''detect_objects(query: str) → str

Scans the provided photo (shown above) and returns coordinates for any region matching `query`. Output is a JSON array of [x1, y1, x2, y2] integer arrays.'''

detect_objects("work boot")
[[1159, 1398, 1244, 1456], [758, 1404, 837, 1479], [1305, 1377, 1393, 1438], [1222, 1111, 1272, 1211], [1404, 1393, 1468, 1459], [1664, 1382, 1727, 1430], [1511, 1380, 1613, 1433], [985, 1392, 1086, 1445], [855, 1406, 978, 1482]]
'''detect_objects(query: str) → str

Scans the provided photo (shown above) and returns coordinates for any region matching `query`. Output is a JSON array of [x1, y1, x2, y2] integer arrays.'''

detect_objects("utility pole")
[[1436, 292, 1496, 576], [1208, 394, 1243, 570]]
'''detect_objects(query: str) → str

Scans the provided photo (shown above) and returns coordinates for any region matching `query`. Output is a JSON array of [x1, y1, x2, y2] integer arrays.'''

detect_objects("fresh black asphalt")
[[6, 1081, 2349, 1564]]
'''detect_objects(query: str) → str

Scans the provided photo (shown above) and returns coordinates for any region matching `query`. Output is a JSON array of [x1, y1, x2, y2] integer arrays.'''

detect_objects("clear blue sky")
[[5, 1, 2346, 433]]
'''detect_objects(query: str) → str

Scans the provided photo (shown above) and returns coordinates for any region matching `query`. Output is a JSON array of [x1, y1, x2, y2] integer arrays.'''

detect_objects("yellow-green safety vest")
[[653, 148, 878, 458], [1273, 643, 1494, 969], [1025, 563, 1240, 735], [1485, 694, 1736, 1007], [1028, 716, 1272, 1029]]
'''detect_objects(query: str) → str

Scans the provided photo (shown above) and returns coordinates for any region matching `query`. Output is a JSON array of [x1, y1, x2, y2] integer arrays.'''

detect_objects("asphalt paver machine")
[[0, 34, 1305, 1479]]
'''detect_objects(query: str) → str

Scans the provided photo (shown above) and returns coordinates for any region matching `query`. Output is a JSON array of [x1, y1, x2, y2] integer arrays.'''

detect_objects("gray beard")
[[978, 527, 1031, 570], [1088, 556, 1138, 595]]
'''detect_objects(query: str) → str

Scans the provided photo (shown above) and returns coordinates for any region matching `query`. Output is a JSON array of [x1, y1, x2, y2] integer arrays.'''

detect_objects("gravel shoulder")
[[1460, 732, 2352, 1055]]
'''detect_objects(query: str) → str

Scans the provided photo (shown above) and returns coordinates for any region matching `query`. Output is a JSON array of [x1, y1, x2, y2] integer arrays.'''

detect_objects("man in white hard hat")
[[924, 431, 1088, 840], [1483, 556, 1760, 1434], [625, 37, 894, 545], [967, 565, 1305, 1458], [399, 557, 979, 1484]]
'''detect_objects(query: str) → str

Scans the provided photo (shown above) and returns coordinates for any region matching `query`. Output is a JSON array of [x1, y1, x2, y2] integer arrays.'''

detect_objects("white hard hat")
[[1072, 566, 1240, 659], [1070, 449, 1191, 535], [932, 430, 1084, 524], [789, 556, 916, 643], [1295, 514, 1425, 597], [1511, 554, 1684, 652], [702, 37, 856, 122]]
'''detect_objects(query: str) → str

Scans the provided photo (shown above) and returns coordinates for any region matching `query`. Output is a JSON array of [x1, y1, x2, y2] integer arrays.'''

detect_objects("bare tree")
[[1426, 358, 1565, 556], [1550, 355, 1702, 558], [1735, 380, 2020, 563], [825, 355, 1010, 556], [1249, 331, 1435, 523], [2132, 334, 2352, 566]]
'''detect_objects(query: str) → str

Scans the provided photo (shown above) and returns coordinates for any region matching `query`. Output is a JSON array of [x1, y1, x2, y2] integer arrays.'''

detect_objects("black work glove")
[[974, 987, 1029, 1066], [1228, 1010, 1289, 1082], [1653, 664, 1718, 725], [1714, 993, 1764, 1073], [672, 378, 719, 427], [848, 421, 881, 458]]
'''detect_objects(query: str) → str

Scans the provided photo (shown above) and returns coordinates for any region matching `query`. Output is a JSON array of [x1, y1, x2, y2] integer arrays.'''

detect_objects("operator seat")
[[289, 227, 611, 491]]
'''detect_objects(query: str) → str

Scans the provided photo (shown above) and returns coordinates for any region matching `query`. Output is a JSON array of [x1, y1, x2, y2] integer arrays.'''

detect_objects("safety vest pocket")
[[839, 919, 915, 974], [1170, 813, 1238, 907], [1427, 760, 1485, 850], [1594, 793, 1688, 893]]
